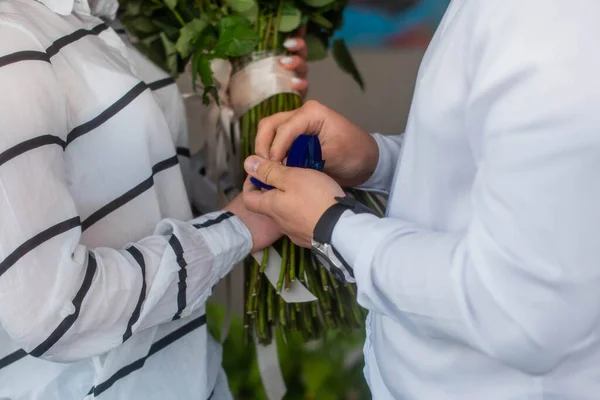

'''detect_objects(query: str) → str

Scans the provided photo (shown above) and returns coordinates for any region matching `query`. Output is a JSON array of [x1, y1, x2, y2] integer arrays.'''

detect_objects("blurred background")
[[306, 0, 449, 133], [207, 1, 451, 399]]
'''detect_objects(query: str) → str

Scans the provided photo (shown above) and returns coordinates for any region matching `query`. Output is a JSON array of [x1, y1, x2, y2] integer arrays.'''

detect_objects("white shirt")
[[333, 0, 600, 398], [0, 0, 251, 398]]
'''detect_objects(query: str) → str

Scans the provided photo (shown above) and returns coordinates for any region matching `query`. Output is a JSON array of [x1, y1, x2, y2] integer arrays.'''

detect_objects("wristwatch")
[[311, 196, 377, 283]]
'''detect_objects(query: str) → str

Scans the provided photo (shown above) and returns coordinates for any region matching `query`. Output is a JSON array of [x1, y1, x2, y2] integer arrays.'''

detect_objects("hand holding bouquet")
[[119, 0, 384, 345]]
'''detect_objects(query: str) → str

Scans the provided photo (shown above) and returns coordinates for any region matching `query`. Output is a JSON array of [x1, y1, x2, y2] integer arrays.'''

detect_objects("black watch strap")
[[313, 196, 377, 244], [313, 203, 349, 243]]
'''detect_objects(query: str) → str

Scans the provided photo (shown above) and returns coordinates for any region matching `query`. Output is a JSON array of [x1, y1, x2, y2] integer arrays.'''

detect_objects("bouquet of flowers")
[[119, 0, 385, 345]]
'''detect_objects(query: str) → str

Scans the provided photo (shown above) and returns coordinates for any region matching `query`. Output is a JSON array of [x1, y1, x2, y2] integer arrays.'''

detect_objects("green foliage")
[[301, 0, 336, 7], [278, 1, 302, 33], [332, 38, 364, 90], [227, 0, 257, 13], [303, 34, 327, 61], [119, 0, 364, 93], [215, 16, 260, 57], [207, 302, 371, 400], [175, 18, 207, 58]]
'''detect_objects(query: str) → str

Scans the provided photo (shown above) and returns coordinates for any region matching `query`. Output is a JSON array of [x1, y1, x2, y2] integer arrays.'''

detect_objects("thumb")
[[244, 156, 289, 190]]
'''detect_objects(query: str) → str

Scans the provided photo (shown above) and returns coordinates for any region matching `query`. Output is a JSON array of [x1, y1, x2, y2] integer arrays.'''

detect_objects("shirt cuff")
[[155, 211, 252, 282], [357, 133, 403, 193], [331, 210, 362, 266], [187, 211, 253, 278]]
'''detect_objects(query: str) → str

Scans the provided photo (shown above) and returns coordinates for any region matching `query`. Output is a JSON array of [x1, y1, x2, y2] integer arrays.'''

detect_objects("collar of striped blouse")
[[38, 0, 118, 19]]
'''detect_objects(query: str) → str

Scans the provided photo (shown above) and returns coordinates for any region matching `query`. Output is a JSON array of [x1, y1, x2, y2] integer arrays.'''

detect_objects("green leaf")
[[191, 52, 219, 106], [238, 1, 259, 24], [124, 0, 142, 15], [140, 1, 164, 16], [305, 34, 328, 61], [160, 32, 178, 76], [226, 0, 256, 13], [301, 14, 310, 26], [175, 19, 207, 58], [218, 15, 252, 35], [196, 30, 218, 51], [215, 17, 259, 57], [140, 34, 160, 47], [332, 38, 364, 90], [128, 17, 156, 34], [239, 4, 259, 24], [152, 18, 180, 38], [191, 51, 213, 89], [203, 85, 219, 106], [302, 0, 335, 7], [279, 1, 302, 33], [165, 0, 177, 10], [311, 13, 333, 29]]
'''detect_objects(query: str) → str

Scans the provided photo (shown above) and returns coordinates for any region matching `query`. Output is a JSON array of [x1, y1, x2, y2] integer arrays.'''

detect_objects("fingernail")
[[244, 156, 261, 173], [291, 77, 303, 85], [280, 56, 293, 65], [283, 39, 298, 49]]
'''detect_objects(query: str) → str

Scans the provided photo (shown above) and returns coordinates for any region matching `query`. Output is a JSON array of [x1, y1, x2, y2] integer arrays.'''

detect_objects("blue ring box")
[[250, 134, 326, 190]]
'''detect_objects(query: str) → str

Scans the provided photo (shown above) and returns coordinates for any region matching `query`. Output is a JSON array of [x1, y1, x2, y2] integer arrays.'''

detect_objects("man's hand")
[[242, 156, 345, 247], [224, 195, 282, 253], [281, 27, 309, 98], [254, 101, 379, 187]]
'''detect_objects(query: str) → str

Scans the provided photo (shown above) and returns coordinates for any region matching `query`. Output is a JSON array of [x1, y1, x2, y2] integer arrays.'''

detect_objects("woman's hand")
[[281, 26, 309, 98], [224, 195, 282, 253]]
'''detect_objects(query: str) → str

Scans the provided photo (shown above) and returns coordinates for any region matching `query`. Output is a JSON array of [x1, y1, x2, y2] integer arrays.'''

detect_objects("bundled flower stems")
[[120, 0, 385, 344]]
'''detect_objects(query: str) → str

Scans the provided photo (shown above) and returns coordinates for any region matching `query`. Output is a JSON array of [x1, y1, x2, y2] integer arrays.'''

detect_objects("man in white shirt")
[[242, 0, 600, 398], [0, 0, 307, 399]]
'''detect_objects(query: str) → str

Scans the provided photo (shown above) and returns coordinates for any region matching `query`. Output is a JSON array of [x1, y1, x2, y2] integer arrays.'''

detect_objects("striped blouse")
[[0, 0, 250, 398]]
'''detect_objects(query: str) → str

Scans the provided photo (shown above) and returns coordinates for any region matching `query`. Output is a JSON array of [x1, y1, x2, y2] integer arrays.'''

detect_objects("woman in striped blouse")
[[0, 0, 308, 398]]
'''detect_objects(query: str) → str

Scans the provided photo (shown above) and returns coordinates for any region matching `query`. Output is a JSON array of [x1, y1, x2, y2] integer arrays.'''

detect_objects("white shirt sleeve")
[[357, 133, 403, 193], [0, 24, 251, 363], [332, 1, 600, 375]]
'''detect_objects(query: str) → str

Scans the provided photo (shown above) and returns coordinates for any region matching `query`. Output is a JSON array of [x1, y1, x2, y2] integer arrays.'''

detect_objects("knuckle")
[[304, 100, 321, 110], [261, 162, 276, 183], [275, 124, 292, 140], [257, 117, 273, 133]]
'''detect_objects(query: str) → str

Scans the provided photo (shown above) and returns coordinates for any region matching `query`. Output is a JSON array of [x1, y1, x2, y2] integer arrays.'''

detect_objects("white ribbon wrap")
[[251, 250, 317, 303]]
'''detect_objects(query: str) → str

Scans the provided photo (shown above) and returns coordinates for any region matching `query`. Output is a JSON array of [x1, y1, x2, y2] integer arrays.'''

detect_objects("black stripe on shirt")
[[176, 147, 191, 158], [30, 253, 98, 357], [151, 154, 179, 175], [81, 155, 178, 231], [46, 23, 109, 58], [88, 314, 207, 397], [0, 349, 27, 370], [148, 77, 175, 91], [192, 212, 234, 229], [168, 235, 187, 321], [0, 135, 65, 168], [123, 246, 147, 342], [0, 51, 50, 68], [66, 81, 148, 145], [0, 217, 81, 279]]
